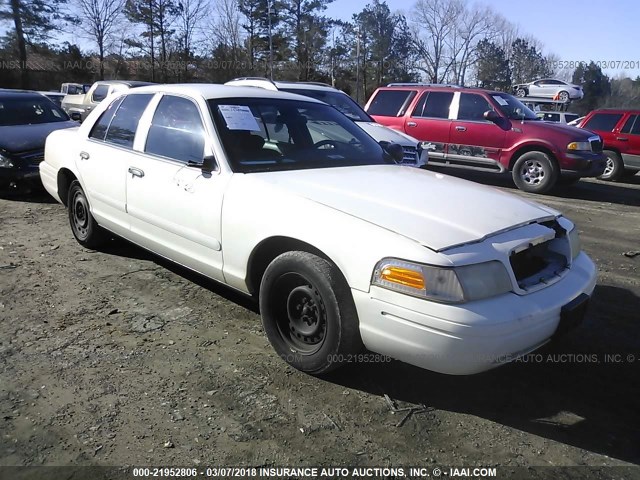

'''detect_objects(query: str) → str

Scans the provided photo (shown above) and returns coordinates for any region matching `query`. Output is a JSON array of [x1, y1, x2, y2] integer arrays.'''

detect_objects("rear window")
[[367, 90, 416, 117], [583, 113, 623, 132], [564, 114, 579, 124], [92, 85, 110, 103]]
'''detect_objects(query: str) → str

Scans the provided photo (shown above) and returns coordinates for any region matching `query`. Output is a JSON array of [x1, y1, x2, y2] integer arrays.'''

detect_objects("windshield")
[[280, 88, 372, 122], [490, 93, 539, 120], [0, 96, 70, 126], [208, 98, 387, 173]]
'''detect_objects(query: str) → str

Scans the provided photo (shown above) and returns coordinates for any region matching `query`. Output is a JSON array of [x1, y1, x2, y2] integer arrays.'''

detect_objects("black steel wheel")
[[259, 251, 362, 374], [68, 180, 108, 248]]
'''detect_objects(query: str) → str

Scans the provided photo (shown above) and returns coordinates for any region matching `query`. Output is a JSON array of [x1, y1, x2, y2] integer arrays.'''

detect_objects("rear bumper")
[[353, 252, 597, 375]]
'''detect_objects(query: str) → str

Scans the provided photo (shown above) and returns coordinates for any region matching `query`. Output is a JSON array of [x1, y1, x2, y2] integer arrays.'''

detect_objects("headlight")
[[372, 258, 512, 303], [0, 153, 14, 168], [567, 141, 591, 151], [568, 227, 581, 259]]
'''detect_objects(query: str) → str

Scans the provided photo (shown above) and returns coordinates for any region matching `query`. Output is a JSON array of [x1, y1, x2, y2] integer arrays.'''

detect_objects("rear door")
[[76, 93, 154, 235], [447, 92, 506, 171], [365, 89, 417, 132], [405, 90, 454, 161], [617, 114, 640, 169]]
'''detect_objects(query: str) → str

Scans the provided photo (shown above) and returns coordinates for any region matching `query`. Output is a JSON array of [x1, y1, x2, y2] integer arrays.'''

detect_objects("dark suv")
[[364, 84, 606, 193], [577, 109, 640, 181]]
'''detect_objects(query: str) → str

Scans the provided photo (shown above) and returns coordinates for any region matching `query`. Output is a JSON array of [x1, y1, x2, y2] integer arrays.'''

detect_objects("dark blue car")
[[0, 90, 77, 190]]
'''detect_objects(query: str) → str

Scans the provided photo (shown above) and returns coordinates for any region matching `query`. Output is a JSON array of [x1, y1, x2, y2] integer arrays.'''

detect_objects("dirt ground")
[[1, 171, 639, 479]]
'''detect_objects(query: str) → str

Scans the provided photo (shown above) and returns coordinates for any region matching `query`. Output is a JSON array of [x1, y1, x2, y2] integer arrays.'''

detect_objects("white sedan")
[[40, 84, 597, 375], [514, 79, 584, 102]]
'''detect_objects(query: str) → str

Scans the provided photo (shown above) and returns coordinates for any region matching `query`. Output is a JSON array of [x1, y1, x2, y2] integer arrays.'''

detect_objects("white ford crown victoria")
[[40, 84, 597, 375]]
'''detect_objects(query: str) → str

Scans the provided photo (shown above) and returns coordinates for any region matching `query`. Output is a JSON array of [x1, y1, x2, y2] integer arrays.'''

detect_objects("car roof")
[[95, 80, 155, 87], [0, 89, 53, 99], [375, 84, 497, 95], [225, 77, 342, 93], [590, 108, 640, 114], [128, 83, 325, 103]]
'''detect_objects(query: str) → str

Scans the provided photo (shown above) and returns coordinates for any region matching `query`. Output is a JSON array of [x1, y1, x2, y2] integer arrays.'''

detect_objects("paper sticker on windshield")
[[492, 96, 509, 106], [218, 105, 260, 131]]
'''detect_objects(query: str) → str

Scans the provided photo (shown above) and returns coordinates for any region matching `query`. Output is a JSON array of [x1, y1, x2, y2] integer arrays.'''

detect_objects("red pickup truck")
[[577, 109, 640, 181], [364, 84, 606, 193]]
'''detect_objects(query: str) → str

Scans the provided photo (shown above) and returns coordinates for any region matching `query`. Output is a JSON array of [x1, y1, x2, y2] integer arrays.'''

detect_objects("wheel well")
[[508, 145, 557, 171], [57, 168, 77, 206], [246, 237, 331, 296]]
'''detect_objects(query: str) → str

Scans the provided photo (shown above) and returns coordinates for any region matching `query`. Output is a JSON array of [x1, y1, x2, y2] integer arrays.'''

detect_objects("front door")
[[125, 94, 229, 281], [447, 93, 506, 171]]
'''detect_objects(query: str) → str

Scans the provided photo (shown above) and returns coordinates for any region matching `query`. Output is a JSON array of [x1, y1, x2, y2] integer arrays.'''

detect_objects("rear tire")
[[599, 150, 624, 181], [558, 91, 570, 103], [259, 251, 362, 375], [512, 151, 559, 193], [68, 180, 108, 248]]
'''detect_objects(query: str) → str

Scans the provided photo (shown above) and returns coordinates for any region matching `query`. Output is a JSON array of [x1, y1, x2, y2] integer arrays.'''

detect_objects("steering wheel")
[[313, 140, 341, 149]]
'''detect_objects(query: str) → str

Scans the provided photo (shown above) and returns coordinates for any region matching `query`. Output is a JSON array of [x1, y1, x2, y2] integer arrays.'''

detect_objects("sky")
[[325, 0, 640, 79]]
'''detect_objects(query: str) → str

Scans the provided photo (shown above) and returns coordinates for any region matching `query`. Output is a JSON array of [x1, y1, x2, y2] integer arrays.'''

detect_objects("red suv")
[[364, 84, 606, 193], [577, 109, 640, 181]]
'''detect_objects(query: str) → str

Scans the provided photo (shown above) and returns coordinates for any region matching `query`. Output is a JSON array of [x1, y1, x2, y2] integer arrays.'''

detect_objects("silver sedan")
[[515, 79, 584, 102]]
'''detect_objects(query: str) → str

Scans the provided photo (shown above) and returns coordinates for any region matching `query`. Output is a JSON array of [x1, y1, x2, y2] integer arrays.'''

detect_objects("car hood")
[[255, 166, 558, 251], [522, 120, 596, 139], [356, 121, 418, 146], [0, 121, 78, 153]]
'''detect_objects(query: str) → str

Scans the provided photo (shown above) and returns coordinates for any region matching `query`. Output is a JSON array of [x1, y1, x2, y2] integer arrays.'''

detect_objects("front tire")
[[599, 150, 624, 181], [68, 180, 108, 248], [516, 88, 527, 97], [259, 251, 362, 375], [512, 151, 559, 193]]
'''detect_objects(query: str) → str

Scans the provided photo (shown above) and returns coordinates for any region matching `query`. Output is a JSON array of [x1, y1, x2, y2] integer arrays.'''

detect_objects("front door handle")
[[128, 167, 145, 178], [455, 126, 467, 132], [79, 151, 90, 160], [616, 137, 629, 141], [407, 121, 417, 128]]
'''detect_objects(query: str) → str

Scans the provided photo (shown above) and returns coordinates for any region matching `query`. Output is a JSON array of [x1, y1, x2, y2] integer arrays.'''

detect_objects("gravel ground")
[[1, 173, 639, 479]]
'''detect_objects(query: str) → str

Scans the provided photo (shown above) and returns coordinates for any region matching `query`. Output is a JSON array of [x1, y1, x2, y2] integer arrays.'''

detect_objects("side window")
[[631, 117, 640, 135], [89, 96, 124, 141], [418, 92, 454, 119], [543, 113, 560, 122], [583, 113, 623, 132], [564, 114, 579, 124], [92, 85, 110, 103], [104, 94, 154, 148], [457, 93, 492, 121], [620, 115, 637, 134], [145, 95, 205, 163], [366, 90, 416, 117]]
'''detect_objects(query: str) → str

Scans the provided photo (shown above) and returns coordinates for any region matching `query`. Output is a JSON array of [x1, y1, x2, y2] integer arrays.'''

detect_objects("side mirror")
[[483, 110, 499, 122], [70, 112, 82, 122], [379, 141, 405, 164], [201, 155, 217, 174]]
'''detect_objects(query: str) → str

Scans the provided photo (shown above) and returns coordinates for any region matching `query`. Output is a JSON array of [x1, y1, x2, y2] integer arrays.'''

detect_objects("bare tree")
[[76, 0, 125, 79], [411, 0, 463, 83], [177, 0, 207, 78], [210, 0, 244, 51]]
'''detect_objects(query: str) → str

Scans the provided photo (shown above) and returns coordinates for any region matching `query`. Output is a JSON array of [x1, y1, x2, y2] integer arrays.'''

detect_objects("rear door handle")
[[455, 126, 467, 132], [616, 137, 629, 141], [79, 151, 90, 160], [407, 121, 417, 128], [128, 167, 145, 178]]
